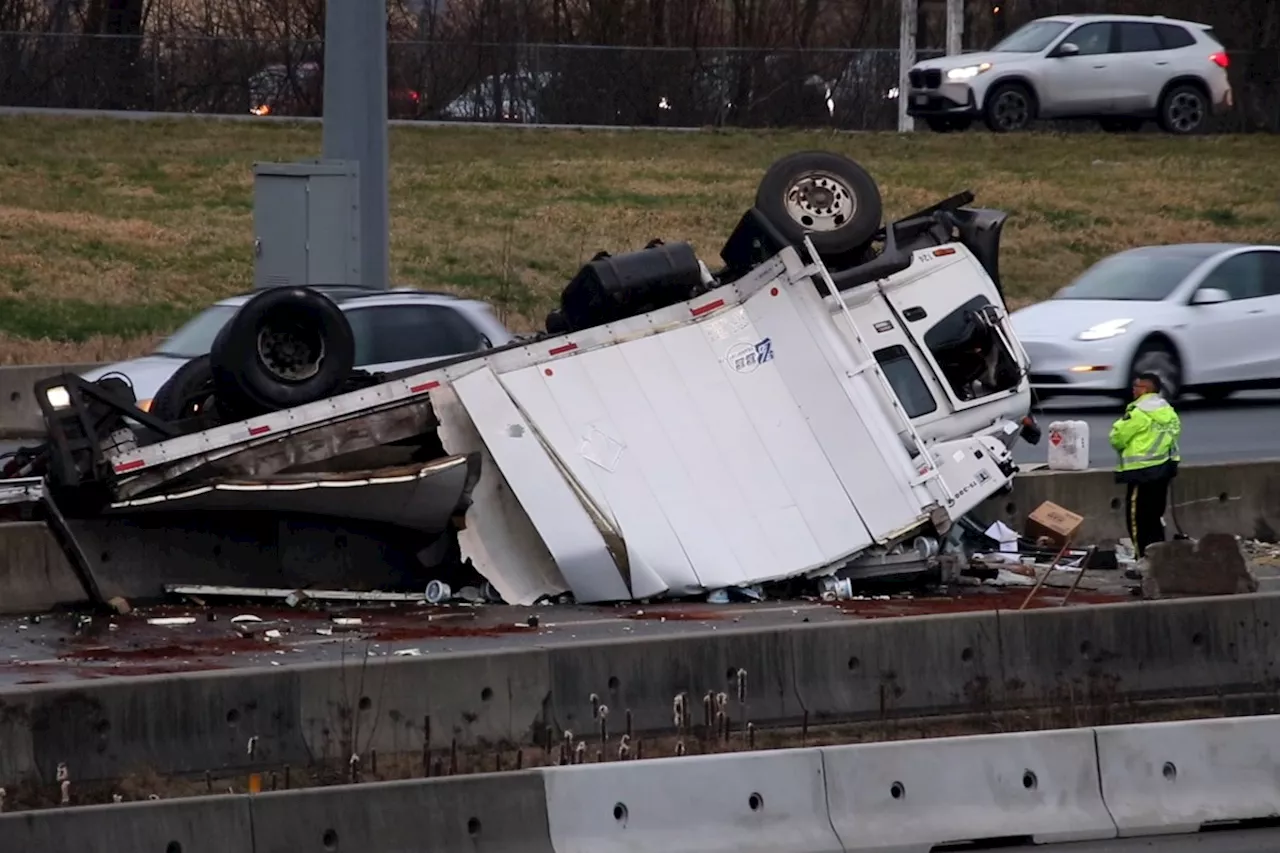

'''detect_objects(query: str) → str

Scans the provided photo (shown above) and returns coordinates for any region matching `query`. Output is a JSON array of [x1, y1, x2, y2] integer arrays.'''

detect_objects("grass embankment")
[[0, 115, 1276, 364]]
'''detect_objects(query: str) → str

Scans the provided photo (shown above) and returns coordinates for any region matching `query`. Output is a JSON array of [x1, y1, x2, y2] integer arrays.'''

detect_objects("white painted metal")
[[452, 366, 639, 603]]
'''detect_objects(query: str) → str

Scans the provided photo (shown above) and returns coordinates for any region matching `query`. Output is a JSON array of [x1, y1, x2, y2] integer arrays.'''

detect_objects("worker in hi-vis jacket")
[[1109, 371, 1182, 569]]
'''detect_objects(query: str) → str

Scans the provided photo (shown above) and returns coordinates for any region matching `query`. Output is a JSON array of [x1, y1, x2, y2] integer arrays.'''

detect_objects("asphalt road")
[[5, 393, 1280, 470], [1045, 827, 1280, 853], [1013, 391, 1280, 469]]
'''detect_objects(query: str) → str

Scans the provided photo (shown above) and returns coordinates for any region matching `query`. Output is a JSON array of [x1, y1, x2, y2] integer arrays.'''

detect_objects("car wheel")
[[1131, 342, 1182, 402], [983, 83, 1035, 133], [210, 286, 356, 418], [753, 150, 883, 258], [1158, 84, 1208, 135], [925, 116, 972, 133], [151, 354, 217, 423], [1099, 117, 1144, 133]]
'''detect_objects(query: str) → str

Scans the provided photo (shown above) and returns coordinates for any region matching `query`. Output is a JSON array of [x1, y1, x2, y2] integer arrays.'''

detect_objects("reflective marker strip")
[[548, 343, 578, 356], [248, 425, 271, 436], [691, 299, 725, 317], [114, 460, 145, 473], [410, 381, 440, 393]]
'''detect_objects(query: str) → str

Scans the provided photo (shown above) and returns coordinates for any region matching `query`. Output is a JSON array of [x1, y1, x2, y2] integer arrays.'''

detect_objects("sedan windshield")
[[1055, 250, 1214, 302], [153, 304, 239, 358], [991, 20, 1069, 52]]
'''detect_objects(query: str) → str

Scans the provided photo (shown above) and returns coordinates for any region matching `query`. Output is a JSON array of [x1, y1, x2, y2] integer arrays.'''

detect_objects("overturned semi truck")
[[0, 151, 1043, 607]]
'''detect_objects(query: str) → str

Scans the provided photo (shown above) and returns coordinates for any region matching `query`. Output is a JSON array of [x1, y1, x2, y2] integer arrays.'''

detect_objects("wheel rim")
[[1167, 91, 1204, 132], [782, 170, 857, 232], [993, 91, 1029, 130], [257, 321, 325, 383], [1135, 351, 1180, 398]]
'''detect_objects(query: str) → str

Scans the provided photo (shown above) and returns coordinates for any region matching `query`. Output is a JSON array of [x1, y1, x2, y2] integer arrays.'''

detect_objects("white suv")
[[906, 14, 1233, 134]]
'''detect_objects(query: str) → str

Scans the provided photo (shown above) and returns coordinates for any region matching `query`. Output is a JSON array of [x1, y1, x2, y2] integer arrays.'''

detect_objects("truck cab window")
[[874, 345, 938, 418], [922, 296, 1021, 402]]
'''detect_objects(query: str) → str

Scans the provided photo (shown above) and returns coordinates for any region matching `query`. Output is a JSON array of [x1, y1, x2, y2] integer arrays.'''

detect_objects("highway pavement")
[[1045, 827, 1280, 853], [5, 393, 1280, 470]]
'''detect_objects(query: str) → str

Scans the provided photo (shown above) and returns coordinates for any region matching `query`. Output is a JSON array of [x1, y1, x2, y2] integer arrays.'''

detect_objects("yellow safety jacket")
[[1109, 392, 1181, 483]]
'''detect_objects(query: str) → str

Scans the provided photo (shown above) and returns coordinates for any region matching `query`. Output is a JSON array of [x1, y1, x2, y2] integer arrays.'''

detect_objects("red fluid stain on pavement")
[[622, 608, 726, 621], [831, 588, 1128, 618], [368, 623, 534, 641]]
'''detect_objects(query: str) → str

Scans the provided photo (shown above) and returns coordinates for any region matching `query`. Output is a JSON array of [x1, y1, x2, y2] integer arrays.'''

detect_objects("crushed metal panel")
[[104, 457, 472, 534], [496, 363, 669, 600], [452, 366, 635, 604], [746, 269, 937, 542], [502, 354, 698, 596], [432, 381, 568, 606]]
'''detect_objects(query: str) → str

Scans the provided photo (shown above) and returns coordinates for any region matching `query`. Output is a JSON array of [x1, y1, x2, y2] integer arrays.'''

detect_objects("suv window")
[[1061, 22, 1113, 56], [1155, 23, 1196, 49], [1199, 252, 1268, 301], [874, 345, 937, 418], [1118, 22, 1164, 53], [346, 304, 487, 365], [922, 296, 1022, 402]]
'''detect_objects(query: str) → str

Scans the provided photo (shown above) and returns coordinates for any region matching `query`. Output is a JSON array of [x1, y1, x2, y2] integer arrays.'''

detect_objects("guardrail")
[[7, 713, 1280, 852]]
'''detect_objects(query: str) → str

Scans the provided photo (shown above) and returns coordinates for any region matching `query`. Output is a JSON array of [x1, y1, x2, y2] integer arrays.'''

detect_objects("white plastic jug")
[[1046, 419, 1090, 471]]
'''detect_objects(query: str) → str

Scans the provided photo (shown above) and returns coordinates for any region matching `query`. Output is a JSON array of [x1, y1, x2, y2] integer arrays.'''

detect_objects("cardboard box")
[[1025, 500, 1084, 548]]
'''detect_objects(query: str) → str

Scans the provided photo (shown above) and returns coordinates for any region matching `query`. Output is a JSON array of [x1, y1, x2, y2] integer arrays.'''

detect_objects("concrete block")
[[543, 750, 842, 853], [0, 793, 252, 853], [250, 770, 555, 853], [789, 614, 1002, 723], [822, 728, 1116, 851], [997, 594, 1272, 720], [15, 667, 306, 784], [0, 362, 103, 438], [1095, 714, 1280, 836], [294, 647, 551, 761], [545, 629, 803, 737], [1142, 534, 1259, 599], [0, 522, 87, 615]]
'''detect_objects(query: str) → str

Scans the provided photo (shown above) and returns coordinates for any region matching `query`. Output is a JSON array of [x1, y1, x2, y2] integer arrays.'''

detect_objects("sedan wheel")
[[1132, 345, 1182, 401]]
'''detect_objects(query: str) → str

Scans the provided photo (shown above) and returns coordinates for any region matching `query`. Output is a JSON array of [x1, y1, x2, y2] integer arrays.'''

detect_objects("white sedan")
[[1010, 242, 1280, 403]]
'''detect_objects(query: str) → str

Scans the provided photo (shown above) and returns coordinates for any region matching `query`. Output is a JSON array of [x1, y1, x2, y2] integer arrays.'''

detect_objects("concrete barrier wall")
[[5, 591, 1280, 788], [0, 362, 103, 438], [10, 714, 1280, 853], [976, 459, 1280, 544]]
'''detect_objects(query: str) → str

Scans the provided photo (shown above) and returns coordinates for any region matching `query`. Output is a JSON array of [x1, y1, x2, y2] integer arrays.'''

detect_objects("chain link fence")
[[0, 32, 1276, 131]]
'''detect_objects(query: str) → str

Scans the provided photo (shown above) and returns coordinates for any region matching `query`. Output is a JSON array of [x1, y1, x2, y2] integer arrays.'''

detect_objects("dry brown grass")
[[0, 114, 1277, 364]]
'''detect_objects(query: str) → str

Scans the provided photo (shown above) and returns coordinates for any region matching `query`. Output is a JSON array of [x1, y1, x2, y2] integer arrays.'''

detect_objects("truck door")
[[880, 255, 1026, 416]]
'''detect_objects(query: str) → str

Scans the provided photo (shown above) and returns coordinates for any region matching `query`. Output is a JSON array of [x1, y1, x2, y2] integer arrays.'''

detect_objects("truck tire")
[[151, 354, 217, 422], [210, 286, 355, 418], [753, 150, 883, 258]]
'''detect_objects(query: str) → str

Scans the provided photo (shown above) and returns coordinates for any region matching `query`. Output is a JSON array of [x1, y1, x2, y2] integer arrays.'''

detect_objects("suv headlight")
[[947, 63, 993, 81]]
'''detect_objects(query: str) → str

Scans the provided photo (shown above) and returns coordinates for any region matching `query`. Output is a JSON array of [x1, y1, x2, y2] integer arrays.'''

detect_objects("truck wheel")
[[151, 354, 217, 422], [210, 286, 355, 417], [754, 150, 883, 258]]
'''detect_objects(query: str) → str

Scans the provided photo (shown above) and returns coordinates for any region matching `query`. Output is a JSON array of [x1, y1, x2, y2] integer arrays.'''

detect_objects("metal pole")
[[322, 0, 390, 289], [945, 0, 964, 55], [898, 0, 917, 132]]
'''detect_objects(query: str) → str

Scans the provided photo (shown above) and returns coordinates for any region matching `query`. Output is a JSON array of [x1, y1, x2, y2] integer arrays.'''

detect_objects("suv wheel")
[[1132, 342, 1183, 402], [983, 83, 1034, 133], [1158, 84, 1208, 134]]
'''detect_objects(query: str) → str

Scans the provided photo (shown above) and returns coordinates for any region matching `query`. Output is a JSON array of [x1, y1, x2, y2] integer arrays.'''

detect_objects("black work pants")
[[1125, 478, 1170, 559]]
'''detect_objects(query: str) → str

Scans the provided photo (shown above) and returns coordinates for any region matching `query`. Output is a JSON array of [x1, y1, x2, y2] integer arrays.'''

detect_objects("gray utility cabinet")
[[252, 159, 363, 290]]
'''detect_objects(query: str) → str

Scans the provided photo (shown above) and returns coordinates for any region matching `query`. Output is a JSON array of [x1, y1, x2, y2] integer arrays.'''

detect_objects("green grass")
[[0, 114, 1277, 364]]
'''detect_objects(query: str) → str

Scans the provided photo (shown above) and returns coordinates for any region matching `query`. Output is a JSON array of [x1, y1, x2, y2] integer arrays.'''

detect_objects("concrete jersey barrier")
[[3, 590, 1280, 789], [9, 713, 1280, 853], [0, 362, 103, 439]]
